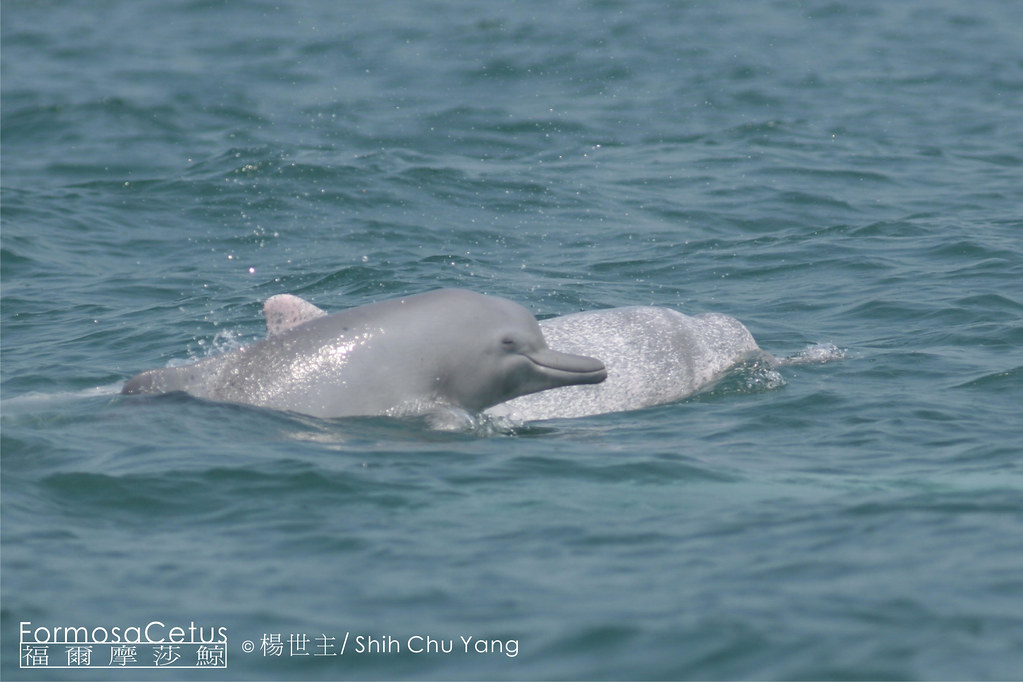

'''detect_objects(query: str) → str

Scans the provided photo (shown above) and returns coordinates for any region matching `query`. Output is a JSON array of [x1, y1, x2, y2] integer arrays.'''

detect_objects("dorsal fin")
[[262, 294, 328, 336]]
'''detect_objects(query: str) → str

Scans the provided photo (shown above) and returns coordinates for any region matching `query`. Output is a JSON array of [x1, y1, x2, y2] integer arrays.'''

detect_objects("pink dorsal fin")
[[262, 294, 327, 336]]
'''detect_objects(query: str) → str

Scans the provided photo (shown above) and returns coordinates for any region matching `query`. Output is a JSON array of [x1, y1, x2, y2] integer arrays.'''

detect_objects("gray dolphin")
[[485, 306, 767, 421], [122, 289, 607, 418]]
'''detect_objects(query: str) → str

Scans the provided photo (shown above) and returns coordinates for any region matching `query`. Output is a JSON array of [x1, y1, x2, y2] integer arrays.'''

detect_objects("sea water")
[[3, 1, 1022, 679]]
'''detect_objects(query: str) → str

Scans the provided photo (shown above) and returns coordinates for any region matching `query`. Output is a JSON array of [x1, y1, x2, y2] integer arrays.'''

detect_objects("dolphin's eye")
[[501, 335, 519, 351]]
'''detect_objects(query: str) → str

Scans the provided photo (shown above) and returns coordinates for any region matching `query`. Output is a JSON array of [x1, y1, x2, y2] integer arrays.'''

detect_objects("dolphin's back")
[[122, 356, 224, 397], [487, 306, 761, 420]]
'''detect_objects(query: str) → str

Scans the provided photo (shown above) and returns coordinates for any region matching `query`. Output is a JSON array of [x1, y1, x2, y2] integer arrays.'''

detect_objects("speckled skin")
[[485, 307, 765, 421]]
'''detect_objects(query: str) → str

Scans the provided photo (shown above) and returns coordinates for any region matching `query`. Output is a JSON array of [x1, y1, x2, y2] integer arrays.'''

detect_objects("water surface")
[[3, 1, 1023, 679]]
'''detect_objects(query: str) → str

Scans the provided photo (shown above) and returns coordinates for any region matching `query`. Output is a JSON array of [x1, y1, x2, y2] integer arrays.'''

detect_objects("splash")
[[179, 329, 247, 365], [425, 405, 520, 436], [775, 343, 846, 367], [700, 353, 787, 397]]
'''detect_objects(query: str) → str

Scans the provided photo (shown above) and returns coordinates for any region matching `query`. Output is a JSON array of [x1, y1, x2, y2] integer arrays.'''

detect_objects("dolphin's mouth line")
[[524, 349, 607, 383]]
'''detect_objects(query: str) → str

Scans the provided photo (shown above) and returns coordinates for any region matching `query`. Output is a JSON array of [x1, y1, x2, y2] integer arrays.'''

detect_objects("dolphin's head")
[[436, 291, 606, 412], [493, 328, 608, 404]]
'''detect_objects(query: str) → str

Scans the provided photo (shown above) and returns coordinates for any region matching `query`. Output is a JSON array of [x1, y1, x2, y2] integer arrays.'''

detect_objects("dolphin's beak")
[[524, 348, 607, 386]]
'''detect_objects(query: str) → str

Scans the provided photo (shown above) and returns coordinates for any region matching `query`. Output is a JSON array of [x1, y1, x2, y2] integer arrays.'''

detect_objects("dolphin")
[[484, 306, 769, 421], [122, 289, 607, 419]]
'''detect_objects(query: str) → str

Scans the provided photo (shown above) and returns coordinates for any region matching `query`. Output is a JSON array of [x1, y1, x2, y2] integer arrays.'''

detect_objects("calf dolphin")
[[484, 306, 768, 421], [122, 289, 607, 419]]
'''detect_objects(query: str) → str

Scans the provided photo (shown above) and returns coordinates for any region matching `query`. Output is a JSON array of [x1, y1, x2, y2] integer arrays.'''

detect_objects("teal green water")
[[3, 2, 1023, 679]]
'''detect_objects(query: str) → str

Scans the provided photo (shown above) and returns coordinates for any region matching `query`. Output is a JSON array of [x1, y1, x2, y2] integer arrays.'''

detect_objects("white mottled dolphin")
[[485, 306, 769, 421], [122, 289, 607, 419]]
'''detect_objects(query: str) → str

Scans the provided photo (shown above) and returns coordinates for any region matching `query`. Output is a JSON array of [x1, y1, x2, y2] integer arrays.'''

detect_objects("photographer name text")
[[247, 632, 518, 658]]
